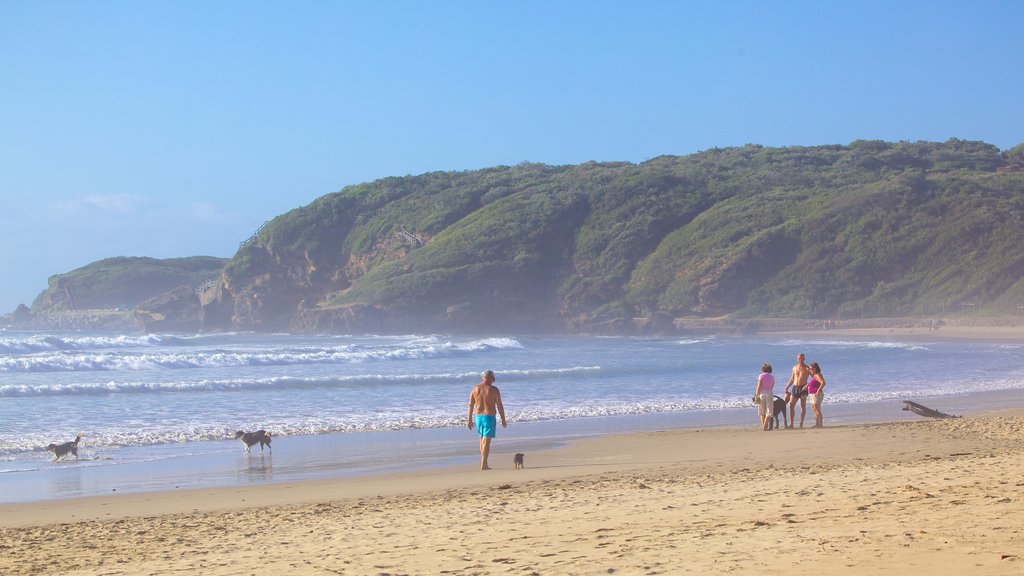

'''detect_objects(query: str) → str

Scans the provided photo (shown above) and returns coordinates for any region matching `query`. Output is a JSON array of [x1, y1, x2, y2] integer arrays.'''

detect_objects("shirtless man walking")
[[467, 370, 507, 470], [783, 353, 811, 428]]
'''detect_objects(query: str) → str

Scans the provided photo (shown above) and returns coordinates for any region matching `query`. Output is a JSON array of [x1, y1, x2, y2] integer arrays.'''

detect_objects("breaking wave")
[[0, 336, 524, 373], [0, 365, 599, 397]]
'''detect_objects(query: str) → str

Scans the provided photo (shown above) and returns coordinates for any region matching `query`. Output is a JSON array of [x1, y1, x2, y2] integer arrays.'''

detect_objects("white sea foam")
[[3, 376, 1021, 460], [0, 333, 202, 355], [0, 336, 525, 373], [2, 333, 1019, 474], [772, 338, 930, 351], [0, 365, 601, 397]]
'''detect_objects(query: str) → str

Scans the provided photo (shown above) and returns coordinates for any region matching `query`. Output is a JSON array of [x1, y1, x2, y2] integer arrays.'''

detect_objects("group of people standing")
[[465, 355, 827, 471], [754, 353, 826, 430]]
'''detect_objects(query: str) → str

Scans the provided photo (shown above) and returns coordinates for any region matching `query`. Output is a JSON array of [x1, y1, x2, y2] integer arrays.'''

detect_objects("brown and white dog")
[[46, 434, 84, 461], [234, 430, 272, 455], [513, 452, 525, 469]]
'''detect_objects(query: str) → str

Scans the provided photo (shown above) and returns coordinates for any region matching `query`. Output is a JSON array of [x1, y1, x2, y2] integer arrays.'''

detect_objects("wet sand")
[[2, 405, 1023, 575]]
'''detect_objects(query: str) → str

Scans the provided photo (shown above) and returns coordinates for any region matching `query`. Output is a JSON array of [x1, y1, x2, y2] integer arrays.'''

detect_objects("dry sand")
[[3, 408, 1024, 575]]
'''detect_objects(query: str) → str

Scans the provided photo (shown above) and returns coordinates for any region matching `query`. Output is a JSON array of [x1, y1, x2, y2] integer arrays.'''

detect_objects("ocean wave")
[[0, 334, 185, 355], [0, 336, 524, 374], [0, 401, 710, 456], [0, 364, 598, 397], [993, 344, 1024, 351], [771, 338, 930, 351], [3, 377, 1020, 459]]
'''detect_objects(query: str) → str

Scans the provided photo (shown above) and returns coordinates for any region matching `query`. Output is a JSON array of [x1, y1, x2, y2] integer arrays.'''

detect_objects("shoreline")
[[4, 391, 1019, 525], [3, 329, 1024, 574], [761, 324, 1024, 342], [3, 407, 1023, 575], [7, 319, 1024, 341], [3, 388, 1011, 508]]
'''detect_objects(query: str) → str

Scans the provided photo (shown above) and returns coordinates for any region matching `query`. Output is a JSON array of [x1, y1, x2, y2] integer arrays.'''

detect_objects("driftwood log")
[[902, 400, 960, 419]]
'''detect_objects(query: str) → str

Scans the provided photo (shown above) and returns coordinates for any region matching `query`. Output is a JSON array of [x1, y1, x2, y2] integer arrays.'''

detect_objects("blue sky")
[[2, 1, 1022, 313]]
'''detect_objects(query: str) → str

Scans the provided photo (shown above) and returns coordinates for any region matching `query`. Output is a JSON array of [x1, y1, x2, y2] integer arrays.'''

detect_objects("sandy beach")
[[3, 403, 1024, 575]]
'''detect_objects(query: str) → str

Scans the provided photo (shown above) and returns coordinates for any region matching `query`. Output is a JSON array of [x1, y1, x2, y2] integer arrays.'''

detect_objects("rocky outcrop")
[[632, 312, 676, 335], [8, 304, 34, 328], [197, 279, 235, 332], [290, 305, 391, 334], [134, 286, 202, 333]]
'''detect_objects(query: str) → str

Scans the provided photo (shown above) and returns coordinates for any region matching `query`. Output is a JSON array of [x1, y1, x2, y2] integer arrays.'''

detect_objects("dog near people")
[[767, 396, 789, 430], [234, 430, 272, 455], [513, 452, 525, 469], [46, 434, 84, 461]]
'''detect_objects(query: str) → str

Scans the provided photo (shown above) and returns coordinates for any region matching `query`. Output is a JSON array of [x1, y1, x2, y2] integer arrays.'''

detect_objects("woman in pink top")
[[754, 363, 775, 431], [807, 362, 826, 428]]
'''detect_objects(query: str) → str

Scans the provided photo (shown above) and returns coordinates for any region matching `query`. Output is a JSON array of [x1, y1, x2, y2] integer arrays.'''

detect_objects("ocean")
[[2, 330, 1022, 503]]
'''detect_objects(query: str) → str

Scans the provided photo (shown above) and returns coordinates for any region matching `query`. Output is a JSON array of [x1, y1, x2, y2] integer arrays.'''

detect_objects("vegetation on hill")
[[208, 139, 1024, 333], [32, 256, 227, 314]]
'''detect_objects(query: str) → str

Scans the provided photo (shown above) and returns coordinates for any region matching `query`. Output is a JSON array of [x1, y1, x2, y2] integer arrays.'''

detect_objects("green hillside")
[[33, 256, 227, 313], [204, 139, 1024, 333]]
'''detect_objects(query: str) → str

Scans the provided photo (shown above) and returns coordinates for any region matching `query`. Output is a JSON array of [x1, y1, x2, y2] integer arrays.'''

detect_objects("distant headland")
[[6, 139, 1024, 335]]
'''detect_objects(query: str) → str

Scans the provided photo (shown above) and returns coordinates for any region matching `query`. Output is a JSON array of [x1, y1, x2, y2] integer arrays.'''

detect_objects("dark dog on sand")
[[234, 430, 272, 455], [46, 434, 84, 461], [766, 396, 789, 430], [513, 452, 525, 469]]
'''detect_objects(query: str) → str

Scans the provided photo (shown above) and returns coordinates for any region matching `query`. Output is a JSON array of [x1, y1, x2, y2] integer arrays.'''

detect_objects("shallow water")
[[2, 330, 1021, 503]]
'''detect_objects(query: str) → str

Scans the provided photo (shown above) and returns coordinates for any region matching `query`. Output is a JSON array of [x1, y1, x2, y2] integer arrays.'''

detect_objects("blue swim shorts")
[[475, 414, 497, 438]]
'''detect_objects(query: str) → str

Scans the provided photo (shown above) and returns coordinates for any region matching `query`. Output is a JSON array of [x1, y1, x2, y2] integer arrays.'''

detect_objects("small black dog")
[[513, 453, 525, 469], [766, 395, 789, 430], [46, 434, 84, 461], [234, 430, 272, 455]]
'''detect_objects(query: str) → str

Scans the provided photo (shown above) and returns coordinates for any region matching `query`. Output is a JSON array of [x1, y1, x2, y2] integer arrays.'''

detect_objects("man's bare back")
[[467, 370, 507, 470], [469, 383, 504, 416]]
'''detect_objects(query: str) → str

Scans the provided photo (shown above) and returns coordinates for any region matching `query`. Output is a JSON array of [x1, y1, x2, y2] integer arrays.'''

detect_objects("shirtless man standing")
[[783, 353, 811, 428], [467, 370, 507, 470]]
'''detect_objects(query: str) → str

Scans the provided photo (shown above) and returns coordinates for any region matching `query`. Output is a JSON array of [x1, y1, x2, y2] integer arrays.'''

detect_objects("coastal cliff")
[[10, 140, 1024, 335], [203, 139, 1024, 334]]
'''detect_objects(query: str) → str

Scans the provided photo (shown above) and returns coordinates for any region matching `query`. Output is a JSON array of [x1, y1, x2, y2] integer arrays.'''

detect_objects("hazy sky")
[[2, 1, 1022, 312]]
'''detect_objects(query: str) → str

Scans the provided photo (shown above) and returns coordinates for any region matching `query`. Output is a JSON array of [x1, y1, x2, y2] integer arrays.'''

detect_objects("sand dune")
[[2, 413, 1023, 575]]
